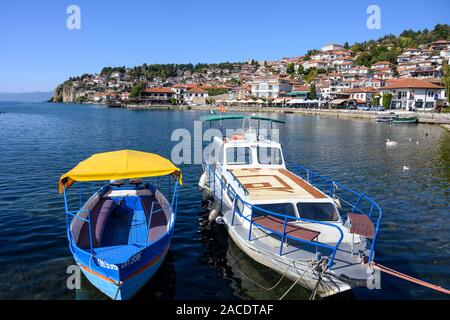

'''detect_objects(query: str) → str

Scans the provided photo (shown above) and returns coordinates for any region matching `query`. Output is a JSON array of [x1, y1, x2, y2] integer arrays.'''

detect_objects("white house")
[[342, 88, 378, 105], [302, 60, 329, 70], [251, 78, 292, 98], [380, 78, 445, 111], [320, 44, 343, 52]]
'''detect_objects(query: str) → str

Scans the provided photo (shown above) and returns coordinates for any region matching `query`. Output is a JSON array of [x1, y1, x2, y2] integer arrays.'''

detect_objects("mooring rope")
[[372, 262, 450, 295], [235, 265, 289, 291]]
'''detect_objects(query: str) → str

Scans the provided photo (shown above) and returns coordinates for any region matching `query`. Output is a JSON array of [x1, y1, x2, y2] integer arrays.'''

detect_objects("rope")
[[372, 262, 450, 295], [113, 282, 123, 300], [235, 264, 290, 291], [278, 260, 315, 300], [309, 261, 327, 300], [278, 275, 302, 300]]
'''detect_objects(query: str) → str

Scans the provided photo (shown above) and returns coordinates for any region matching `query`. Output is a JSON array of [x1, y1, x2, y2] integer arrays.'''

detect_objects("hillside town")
[[53, 28, 450, 113]]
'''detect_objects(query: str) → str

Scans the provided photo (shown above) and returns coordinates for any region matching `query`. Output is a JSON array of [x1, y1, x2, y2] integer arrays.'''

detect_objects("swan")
[[403, 165, 410, 172], [386, 139, 398, 147]]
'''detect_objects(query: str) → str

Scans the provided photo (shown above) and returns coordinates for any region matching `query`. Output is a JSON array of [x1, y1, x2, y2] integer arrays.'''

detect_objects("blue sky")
[[0, 0, 449, 92]]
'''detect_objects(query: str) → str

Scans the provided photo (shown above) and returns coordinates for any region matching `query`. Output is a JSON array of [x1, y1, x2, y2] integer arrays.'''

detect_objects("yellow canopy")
[[59, 150, 182, 193]]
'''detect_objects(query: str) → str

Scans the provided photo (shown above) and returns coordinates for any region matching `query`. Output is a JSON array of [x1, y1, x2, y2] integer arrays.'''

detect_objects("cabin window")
[[253, 203, 297, 219], [226, 147, 252, 165], [296, 202, 339, 221], [257, 147, 283, 165]]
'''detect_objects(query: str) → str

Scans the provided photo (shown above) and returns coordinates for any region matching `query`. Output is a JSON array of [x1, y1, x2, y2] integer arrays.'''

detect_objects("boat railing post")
[[214, 169, 217, 198], [352, 194, 362, 213], [279, 216, 288, 256], [368, 203, 375, 219], [248, 206, 253, 241], [146, 202, 156, 247], [231, 197, 237, 226], [220, 176, 224, 213], [207, 163, 210, 186], [87, 209, 94, 255], [63, 187, 73, 254]]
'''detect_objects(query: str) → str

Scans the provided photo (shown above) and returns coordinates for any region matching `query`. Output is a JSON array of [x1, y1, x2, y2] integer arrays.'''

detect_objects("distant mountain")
[[0, 91, 53, 102]]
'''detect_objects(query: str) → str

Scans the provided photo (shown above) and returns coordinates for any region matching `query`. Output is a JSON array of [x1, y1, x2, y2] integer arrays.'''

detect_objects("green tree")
[[286, 63, 295, 75], [129, 83, 144, 99], [308, 84, 317, 100], [372, 93, 381, 106], [382, 93, 393, 109], [297, 64, 304, 75], [303, 68, 318, 83], [443, 61, 450, 104]]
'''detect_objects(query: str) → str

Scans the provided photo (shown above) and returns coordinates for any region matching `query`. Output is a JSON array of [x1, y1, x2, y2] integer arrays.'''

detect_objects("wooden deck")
[[253, 214, 320, 242], [230, 168, 327, 201]]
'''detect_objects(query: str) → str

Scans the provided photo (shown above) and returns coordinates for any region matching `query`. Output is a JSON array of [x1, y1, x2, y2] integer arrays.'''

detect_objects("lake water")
[[0, 102, 448, 300]]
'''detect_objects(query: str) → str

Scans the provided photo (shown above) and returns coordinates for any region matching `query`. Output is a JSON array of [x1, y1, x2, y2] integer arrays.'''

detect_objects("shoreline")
[[124, 103, 450, 126], [52, 101, 450, 129]]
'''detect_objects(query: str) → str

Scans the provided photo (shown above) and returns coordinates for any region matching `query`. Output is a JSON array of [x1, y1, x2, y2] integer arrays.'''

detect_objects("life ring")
[[232, 134, 245, 141]]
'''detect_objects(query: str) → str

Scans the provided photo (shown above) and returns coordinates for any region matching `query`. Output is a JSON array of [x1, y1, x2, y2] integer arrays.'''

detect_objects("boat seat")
[[141, 196, 169, 242], [348, 213, 374, 239], [77, 199, 115, 249], [252, 214, 320, 242]]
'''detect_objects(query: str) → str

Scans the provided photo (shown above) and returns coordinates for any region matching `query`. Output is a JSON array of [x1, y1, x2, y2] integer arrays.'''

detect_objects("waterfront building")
[[251, 78, 292, 98], [342, 88, 378, 105], [141, 87, 175, 104], [380, 78, 445, 111]]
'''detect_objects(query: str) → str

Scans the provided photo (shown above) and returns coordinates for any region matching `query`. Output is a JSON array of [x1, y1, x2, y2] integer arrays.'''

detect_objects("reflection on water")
[[0, 102, 448, 300]]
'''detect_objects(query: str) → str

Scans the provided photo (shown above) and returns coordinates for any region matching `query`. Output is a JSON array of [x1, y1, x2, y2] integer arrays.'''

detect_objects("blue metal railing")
[[286, 162, 382, 263], [63, 179, 179, 257], [203, 162, 345, 270]]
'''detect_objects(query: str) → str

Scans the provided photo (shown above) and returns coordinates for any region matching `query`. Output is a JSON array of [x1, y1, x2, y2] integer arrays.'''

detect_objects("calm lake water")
[[0, 102, 449, 300]]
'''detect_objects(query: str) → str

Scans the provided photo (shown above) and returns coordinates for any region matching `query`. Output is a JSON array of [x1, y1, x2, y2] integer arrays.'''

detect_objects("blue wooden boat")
[[59, 150, 181, 300]]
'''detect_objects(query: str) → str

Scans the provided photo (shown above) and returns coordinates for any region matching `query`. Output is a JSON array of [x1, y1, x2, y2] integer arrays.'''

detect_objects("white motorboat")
[[198, 114, 382, 298]]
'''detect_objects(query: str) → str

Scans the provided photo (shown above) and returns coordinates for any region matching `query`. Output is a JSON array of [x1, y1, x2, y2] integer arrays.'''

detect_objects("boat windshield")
[[296, 202, 339, 221], [226, 147, 253, 165], [257, 147, 283, 165], [253, 203, 297, 218]]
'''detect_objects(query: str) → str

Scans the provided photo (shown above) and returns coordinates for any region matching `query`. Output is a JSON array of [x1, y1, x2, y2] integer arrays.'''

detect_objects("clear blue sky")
[[0, 0, 449, 92]]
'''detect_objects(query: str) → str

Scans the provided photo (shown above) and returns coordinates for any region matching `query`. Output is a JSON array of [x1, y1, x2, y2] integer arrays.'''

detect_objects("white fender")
[[208, 199, 221, 221], [198, 172, 208, 191]]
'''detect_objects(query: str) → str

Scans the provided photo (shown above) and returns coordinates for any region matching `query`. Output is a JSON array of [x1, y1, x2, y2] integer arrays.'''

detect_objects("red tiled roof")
[[292, 85, 310, 91], [187, 86, 207, 93], [342, 88, 378, 93], [381, 78, 444, 89], [143, 87, 173, 93]]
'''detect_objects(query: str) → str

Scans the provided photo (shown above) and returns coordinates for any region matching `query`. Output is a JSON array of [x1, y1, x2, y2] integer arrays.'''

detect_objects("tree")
[[303, 68, 318, 83], [297, 64, 304, 75], [286, 63, 295, 75], [443, 61, 450, 104], [344, 42, 350, 49], [308, 84, 317, 100], [382, 93, 393, 109], [372, 93, 381, 106], [129, 83, 144, 99]]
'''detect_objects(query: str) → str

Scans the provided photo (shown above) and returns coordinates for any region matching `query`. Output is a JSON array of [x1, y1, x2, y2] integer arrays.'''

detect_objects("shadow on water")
[[197, 206, 350, 300], [0, 103, 449, 300]]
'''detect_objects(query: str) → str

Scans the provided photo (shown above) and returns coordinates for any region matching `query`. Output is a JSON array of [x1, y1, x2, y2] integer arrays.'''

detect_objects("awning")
[[58, 150, 182, 193], [287, 99, 319, 104]]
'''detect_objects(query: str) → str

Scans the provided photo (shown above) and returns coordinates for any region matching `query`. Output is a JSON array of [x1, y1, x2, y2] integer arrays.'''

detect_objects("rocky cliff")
[[52, 83, 78, 103]]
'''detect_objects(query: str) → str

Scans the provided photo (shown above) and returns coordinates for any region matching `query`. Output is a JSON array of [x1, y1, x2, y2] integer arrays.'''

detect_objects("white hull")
[[200, 179, 374, 298]]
